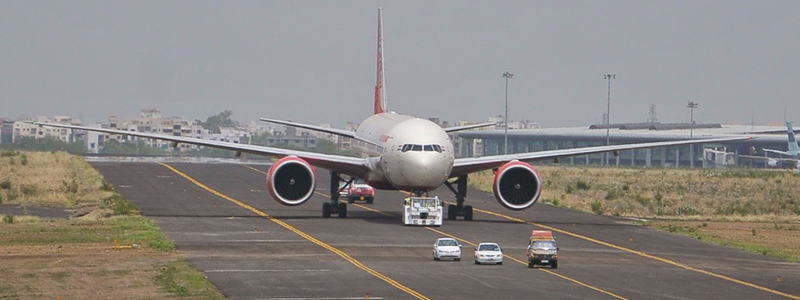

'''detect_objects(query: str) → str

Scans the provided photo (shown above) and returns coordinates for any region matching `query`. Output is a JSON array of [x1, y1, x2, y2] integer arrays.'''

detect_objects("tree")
[[197, 110, 236, 134]]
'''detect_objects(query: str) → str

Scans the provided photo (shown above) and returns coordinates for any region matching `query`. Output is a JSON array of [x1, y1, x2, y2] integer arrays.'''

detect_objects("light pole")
[[604, 74, 615, 165], [503, 71, 514, 155], [687, 101, 698, 139]]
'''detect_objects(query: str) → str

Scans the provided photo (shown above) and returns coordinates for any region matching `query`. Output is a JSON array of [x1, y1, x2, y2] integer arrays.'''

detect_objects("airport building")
[[456, 122, 792, 168]]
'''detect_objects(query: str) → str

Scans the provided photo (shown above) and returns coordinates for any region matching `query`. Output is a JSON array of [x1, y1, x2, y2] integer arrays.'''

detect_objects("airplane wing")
[[451, 136, 752, 177], [259, 118, 358, 139], [762, 148, 792, 157], [443, 122, 496, 133], [30, 121, 369, 177]]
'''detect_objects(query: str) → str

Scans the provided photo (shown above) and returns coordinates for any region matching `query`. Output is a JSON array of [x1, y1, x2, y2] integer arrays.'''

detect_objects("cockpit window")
[[433, 145, 442, 153], [401, 144, 412, 152], [423, 145, 433, 151], [411, 144, 422, 151]]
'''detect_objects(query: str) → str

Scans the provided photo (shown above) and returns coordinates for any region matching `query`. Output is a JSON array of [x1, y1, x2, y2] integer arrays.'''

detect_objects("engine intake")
[[267, 156, 315, 206], [492, 161, 542, 210]]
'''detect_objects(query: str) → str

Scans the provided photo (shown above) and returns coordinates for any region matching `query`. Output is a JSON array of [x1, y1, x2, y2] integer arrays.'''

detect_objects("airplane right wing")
[[29, 121, 369, 177], [452, 136, 753, 177]]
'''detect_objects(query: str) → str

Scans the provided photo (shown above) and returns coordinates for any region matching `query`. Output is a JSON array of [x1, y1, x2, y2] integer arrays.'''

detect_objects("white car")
[[474, 242, 503, 265], [433, 238, 461, 261]]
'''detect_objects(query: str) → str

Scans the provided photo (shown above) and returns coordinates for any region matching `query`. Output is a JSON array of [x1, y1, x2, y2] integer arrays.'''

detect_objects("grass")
[[155, 260, 226, 299]]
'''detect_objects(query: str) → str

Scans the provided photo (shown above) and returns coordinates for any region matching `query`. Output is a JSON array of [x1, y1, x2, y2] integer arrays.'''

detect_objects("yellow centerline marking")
[[462, 203, 800, 300], [161, 163, 431, 300]]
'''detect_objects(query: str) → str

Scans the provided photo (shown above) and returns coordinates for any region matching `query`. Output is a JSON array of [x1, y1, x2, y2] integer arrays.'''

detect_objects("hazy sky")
[[2, 1, 799, 128]]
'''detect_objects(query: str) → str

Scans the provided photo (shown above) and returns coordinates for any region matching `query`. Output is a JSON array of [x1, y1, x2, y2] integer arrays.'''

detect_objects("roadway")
[[89, 160, 800, 300]]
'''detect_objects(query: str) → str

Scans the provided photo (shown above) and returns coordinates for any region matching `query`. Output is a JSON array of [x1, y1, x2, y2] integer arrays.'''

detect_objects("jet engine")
[[267, 156, 315, 206], [492, 160, 542, 210]]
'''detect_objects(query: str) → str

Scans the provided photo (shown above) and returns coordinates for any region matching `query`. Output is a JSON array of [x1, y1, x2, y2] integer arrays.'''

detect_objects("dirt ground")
[[0, 242, 178, 300]]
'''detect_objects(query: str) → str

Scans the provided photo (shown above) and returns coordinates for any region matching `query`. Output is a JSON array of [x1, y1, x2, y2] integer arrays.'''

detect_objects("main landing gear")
[[444, 175, 473, 221], [323, 171, 347, 218]]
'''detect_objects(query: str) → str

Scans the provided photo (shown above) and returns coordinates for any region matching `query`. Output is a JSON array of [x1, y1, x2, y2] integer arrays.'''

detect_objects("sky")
[[2, 1, 799, 128]]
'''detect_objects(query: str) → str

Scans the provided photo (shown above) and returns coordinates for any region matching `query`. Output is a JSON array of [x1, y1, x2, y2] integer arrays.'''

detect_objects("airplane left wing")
[[29, 122, 369, 177], [443, 122, 496, 133], [451, 136, 752, 177]]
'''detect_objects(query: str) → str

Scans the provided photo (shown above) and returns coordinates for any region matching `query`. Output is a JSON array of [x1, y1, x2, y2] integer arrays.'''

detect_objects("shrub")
[[20, 154, 28, 165], [100, 180, 114, 192], [2, 214, 14, 224], [605, 189, 621, 200], [591, 200, 603, 215], [20, 184, 38, 197], [103, 194, 138, 215], [576, 180, 591, 190], [0, 179, 10, 189], [565, 185, 574, 194]]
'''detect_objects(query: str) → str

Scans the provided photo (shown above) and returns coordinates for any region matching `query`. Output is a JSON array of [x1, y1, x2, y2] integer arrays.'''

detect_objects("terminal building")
[[456, 122, 793, 168]]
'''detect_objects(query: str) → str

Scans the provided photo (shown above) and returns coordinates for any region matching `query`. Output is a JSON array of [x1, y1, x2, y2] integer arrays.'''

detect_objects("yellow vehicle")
[[526, 230, 558, 268]]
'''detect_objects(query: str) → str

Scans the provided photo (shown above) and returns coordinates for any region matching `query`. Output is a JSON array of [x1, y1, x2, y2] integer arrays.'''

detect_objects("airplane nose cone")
[[398, 153, 448, 188]]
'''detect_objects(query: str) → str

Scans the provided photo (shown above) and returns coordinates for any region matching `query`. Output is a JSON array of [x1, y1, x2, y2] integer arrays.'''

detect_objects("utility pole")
[[503, 71, 514, 155], [604, 74, 615, 165], [687, 101, 698, 139]]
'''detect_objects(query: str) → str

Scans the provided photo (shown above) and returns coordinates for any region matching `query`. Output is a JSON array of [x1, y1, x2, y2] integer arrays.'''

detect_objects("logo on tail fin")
[[374, 8, 386, 115]]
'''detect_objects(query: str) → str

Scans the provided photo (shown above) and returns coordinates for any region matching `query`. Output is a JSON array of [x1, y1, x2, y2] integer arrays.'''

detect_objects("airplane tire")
[[464, 205, 473, 221], [338, 203, 347, 218], [322, 202, 331, 218], [447, 205, 457, 220]]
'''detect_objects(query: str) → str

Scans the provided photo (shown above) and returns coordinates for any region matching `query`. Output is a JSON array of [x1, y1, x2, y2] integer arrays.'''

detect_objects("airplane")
[[740, 121, 799, 169], [30, 8, 752, 222]]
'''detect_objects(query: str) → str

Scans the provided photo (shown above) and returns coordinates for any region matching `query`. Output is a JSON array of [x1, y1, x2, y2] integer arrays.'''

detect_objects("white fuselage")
[[352, 112, 454, 191]]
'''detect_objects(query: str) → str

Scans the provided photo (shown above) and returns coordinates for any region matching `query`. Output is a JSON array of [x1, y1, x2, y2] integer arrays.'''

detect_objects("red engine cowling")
[[492, 160, 543, 210], [267, 156, 316, 206]]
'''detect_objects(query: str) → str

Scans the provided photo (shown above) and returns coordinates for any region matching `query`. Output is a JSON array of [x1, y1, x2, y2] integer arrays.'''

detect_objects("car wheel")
[[455, 258, 460, 261], [366, 197, 373, 204], [551, 261, 557, 269], [474, 260, 479, 265], [528, 261, 533, 268], [347, 197, 354, 204], [498, 262, 502, 265]]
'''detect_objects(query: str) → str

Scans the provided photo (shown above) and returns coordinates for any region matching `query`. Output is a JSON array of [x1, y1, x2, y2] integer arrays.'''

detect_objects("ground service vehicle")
[[403, 197, 442, 226], [433, 238, 462, 261], [346, 180, 375, 204], [474, 242, 503, 265], [527, 230, 558, 268]]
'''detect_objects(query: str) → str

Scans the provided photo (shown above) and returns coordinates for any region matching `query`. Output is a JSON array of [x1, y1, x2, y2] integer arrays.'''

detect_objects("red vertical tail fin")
[[374, 8, 386, 115]]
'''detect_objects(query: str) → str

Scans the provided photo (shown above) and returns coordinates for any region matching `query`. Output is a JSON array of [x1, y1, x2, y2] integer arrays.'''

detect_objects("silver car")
[[433, 238, 462, 261], [474, 242, 503, 265]]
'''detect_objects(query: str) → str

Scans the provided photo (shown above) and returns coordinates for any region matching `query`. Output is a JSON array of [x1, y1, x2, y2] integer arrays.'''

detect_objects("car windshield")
[[532, 241, 556, 250], [438, 240, 457, 246], [479, 244, 499, 251]]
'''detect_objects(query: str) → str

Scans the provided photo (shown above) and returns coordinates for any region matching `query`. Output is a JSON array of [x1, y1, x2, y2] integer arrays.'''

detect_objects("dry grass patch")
[[0, 151, 113, 207], [470, 166, 800, 221]]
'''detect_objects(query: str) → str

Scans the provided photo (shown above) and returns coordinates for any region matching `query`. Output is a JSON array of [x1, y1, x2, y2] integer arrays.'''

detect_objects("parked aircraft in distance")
[[31, 8, 752, 222], [740, 122, 799, 169]]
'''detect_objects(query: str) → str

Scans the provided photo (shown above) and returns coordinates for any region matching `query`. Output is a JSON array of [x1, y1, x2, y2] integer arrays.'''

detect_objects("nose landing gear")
[[444, 175, 473, 221]]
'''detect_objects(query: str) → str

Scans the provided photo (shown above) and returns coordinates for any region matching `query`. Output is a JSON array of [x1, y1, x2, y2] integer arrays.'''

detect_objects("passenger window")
[[424, 145, 433, 151], [412, 144, 422, 151]]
